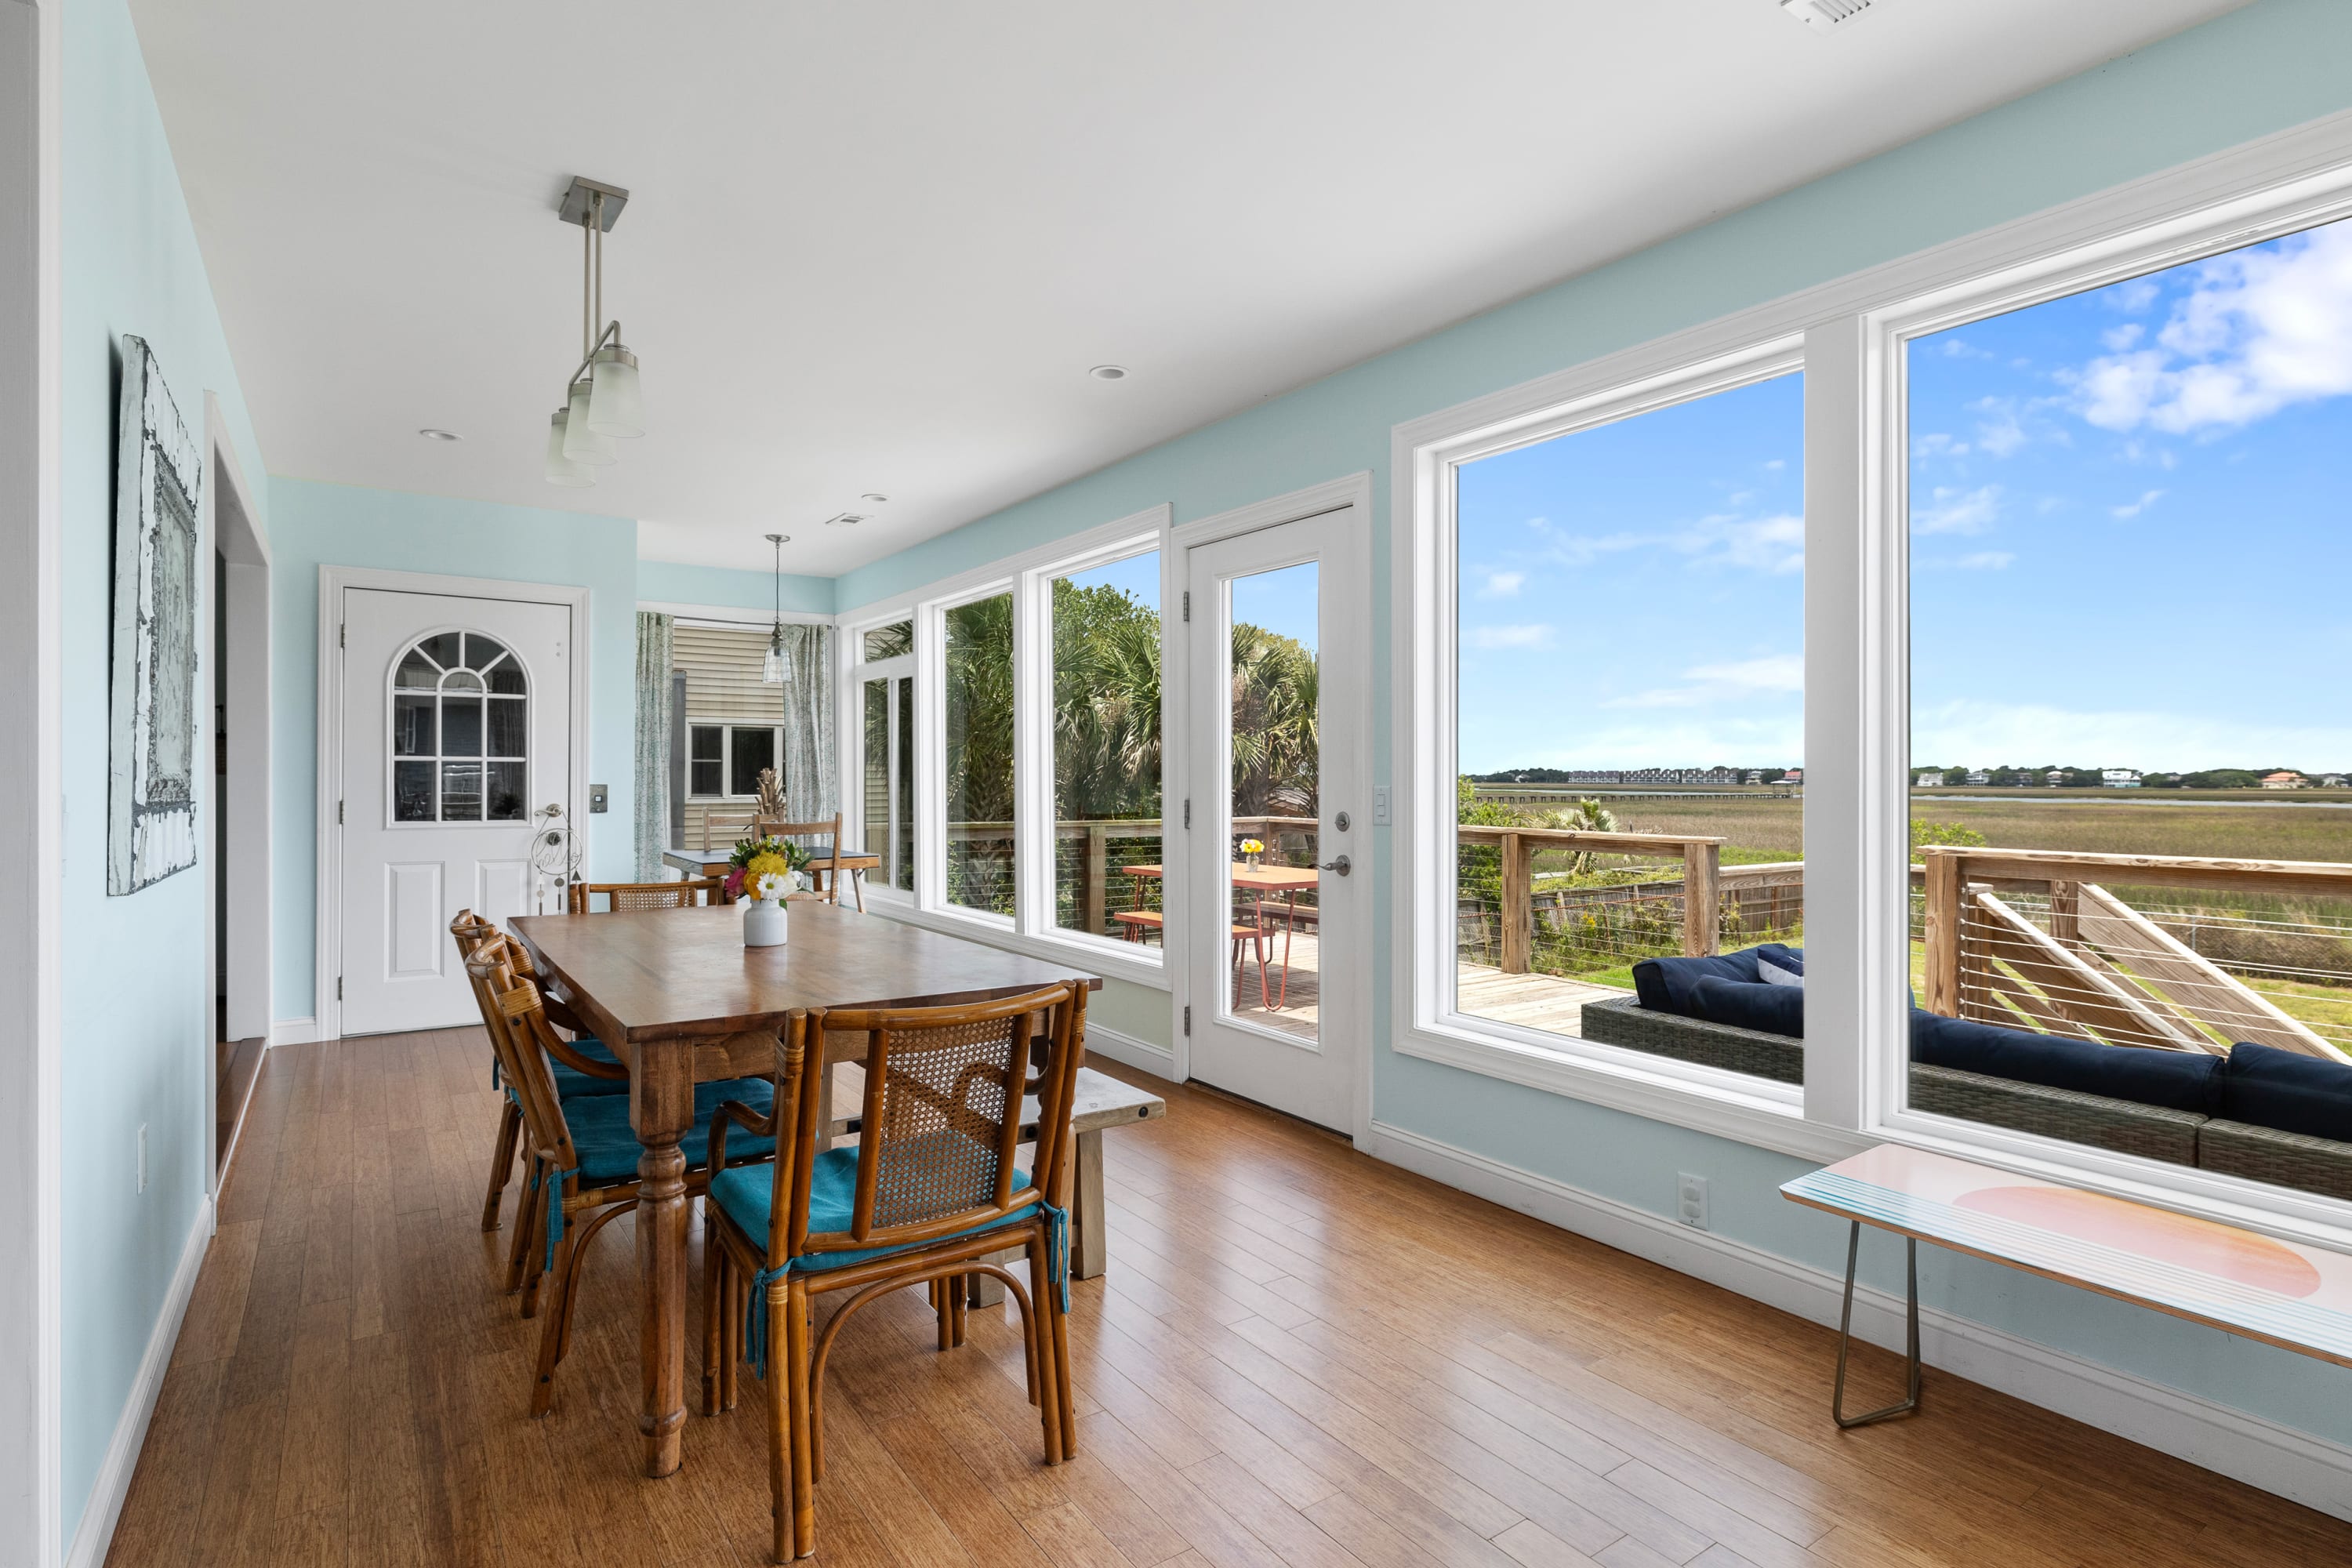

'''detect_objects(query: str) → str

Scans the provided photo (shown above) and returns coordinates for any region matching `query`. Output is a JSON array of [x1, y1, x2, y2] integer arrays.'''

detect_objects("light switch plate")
[[1372, 786, 1392, 826], [589, 784, 609, 814]]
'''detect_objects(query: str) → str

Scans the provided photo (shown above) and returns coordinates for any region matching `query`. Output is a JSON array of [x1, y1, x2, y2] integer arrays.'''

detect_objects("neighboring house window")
[[390, 631, 528, 822], [685, 721, 785, 800]]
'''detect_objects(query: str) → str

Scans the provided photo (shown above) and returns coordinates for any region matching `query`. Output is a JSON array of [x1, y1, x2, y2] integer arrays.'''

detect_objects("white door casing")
[[321, 571, 586, 1038], [1176, 480, 1371, 1134]]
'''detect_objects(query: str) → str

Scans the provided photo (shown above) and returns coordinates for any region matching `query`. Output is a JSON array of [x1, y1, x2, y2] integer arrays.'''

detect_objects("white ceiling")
[[132, 0, 2246, 577]]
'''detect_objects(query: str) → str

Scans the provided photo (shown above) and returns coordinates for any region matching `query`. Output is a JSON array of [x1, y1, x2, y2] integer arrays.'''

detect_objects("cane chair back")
[[467, 953, 581, 1176], [568, 877, 724, 913], [765, 982, 1087, 1266]]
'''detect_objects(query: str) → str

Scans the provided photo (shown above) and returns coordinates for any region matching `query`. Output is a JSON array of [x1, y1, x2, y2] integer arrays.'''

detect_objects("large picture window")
[[1903, 213, 2352, 1203], [1050, 550, 1162, 940], [943, 592, 1016, 916], [853, 620, 914, 894], [1448, 369, 1804, 1081]]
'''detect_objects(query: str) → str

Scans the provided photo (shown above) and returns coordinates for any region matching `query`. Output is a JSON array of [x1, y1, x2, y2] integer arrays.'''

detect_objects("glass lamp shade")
[[761, 629, 792, 685], [586, 344, 644, 438], [561, 379, 616, 466], [544, 410, 595, 487]]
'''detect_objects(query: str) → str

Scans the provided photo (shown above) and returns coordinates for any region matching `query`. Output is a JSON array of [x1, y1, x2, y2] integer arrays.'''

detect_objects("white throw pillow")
[[1759, 956, 1804, 988]]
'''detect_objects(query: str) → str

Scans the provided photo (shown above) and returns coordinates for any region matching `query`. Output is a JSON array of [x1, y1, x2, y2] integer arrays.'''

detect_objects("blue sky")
[[1909, 215, 2352, 773], [1456, 374, 1804, 773], [1454, 212, 2352, 777]]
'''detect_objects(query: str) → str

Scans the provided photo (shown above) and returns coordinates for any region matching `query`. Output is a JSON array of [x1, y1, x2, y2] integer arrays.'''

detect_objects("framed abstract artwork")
[[108, 335, 202, 895]]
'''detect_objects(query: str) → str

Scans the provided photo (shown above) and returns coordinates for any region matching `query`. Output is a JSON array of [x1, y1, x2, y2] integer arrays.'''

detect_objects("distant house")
[[1965, 769, 1989, 786], [2262, 771, 2307, 789], [2045, 770, 2066, 786], [1915, 771, 1943, 788], [1743, 770, 1763, 786], [2321, 774, 2347, 788], [1782, 768, 1802, 786], [2102, 768, 2141, 787]]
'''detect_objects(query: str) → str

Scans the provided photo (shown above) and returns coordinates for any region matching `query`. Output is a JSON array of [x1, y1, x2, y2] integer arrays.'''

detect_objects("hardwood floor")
[[107, 1028, 2352, 1567]]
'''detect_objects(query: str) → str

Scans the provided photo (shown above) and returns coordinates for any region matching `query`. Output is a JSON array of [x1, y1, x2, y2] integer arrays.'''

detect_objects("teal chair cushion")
[[708, 1143, 1035, 1274], [560, 1076, 778, 1186], [550, 1035, 628, 1099]]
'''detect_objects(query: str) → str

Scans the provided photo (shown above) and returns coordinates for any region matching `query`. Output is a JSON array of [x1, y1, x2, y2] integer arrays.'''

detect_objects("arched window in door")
[[390, 631, 529, 822]]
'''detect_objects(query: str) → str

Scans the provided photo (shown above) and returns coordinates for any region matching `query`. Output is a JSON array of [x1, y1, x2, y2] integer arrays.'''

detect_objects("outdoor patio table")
[[1123, 862, 1321, 1008]]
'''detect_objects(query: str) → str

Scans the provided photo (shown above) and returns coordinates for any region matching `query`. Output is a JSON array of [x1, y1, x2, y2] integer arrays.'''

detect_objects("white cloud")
[[1955, 551, 2015, 570], [2104, 278, 2161, 314], [2111, 488, 2165, 520], [1607, 653, 1802, 710], [1912, 699, 2352, 774], [1469, 623, 1554, 651], [1914, 432, 1970, 459], [1490, 716, 1803, 771], [2101, 323, 2145, 352], [1763, 459, 1787, 473], [1912, 485, 2002, 535], [1536, 510, 1803, 576], [2071, 218, 2352, 434], [1973, 397, 2029, 457], [1479, 570, 1525, 598]]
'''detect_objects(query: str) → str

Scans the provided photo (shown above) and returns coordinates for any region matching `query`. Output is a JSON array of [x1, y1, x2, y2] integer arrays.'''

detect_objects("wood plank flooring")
[[107, 1028, 2352, 1567]]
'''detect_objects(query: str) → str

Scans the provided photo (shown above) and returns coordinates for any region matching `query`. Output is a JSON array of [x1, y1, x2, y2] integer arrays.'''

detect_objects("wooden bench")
[[1782, 1144, 2352, 1428], [822, 1063, 1167, 1297]]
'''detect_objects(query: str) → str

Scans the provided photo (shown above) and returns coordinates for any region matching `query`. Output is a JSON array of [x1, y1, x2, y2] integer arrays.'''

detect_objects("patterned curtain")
[[633, 611, 673, 880], [779, 622, 834, 820]]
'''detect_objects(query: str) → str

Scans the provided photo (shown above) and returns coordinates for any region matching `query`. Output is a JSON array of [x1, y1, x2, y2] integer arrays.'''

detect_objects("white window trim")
[[833, 506, 1177, 990], [681, 719, 784, 803], [1392, 106, 2352, 1243], [837, 614, 918, 908]]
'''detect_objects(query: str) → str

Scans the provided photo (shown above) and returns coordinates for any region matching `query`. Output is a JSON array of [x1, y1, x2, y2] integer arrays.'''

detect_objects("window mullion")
[[1011, 571, 1054, 938]]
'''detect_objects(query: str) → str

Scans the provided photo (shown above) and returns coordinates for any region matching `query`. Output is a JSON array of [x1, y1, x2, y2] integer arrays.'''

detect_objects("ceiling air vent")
[[822, 512, 870, 528], [1780, 0, 1873, 29]]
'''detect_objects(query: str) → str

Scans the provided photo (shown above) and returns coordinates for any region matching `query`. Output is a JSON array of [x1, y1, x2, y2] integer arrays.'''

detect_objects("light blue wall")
[[833, 0, 2352, 1448], [637, 556, 834, 616], [267, 477, 644, 1022], [59, 0, 273, 1544]]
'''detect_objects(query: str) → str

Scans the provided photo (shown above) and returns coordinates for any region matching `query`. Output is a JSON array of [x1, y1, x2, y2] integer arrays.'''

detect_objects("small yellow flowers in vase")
[[728, 835, 811, 948], [1240, 837, 1265, 869]]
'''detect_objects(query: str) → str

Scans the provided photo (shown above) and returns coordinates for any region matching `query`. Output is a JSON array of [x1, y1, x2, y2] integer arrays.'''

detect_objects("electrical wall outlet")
[[137, 1123, 148, 1194], [1675, 1171, 1708, 1230]]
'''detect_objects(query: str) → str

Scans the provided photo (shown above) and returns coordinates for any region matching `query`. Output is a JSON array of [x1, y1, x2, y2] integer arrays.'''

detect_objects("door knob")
[[1318, 855, 1351, 877]]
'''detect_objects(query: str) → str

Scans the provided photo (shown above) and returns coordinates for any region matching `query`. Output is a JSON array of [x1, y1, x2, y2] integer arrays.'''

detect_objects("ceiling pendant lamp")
[[544, 176, 644, 483], [761, 532, 793, 686], [544, 408, 593, 487]]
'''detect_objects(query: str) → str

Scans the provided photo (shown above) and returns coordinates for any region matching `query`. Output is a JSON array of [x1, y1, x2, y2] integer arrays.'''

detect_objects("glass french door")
[[1183, 508, 1364, 1132]]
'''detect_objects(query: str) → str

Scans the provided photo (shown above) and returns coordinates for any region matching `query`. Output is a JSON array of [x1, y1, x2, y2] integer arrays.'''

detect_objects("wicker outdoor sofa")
[[1578, 993, 2352, 1203]]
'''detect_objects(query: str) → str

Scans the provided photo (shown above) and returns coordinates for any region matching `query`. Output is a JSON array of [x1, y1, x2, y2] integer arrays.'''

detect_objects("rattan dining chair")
[[568, 876, 728, 912], [451, 911, 629, 1240], [466, 947, 780, 1415], [702, 981, 1089, 1562], [760, 813, 849, 907]]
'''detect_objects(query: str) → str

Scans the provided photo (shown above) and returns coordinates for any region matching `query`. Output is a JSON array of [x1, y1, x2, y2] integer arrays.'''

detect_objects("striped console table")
[[1782, 1144, 2352, 1428]]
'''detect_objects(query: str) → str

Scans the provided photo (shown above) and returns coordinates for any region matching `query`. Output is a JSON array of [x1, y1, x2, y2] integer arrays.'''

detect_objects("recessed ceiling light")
[[1779, 0, 1873, 29], [1089, 365, 1128, 381], [859, 492, 889, 504], [418, 427, 462, 441], [823, 512, 869, 528]]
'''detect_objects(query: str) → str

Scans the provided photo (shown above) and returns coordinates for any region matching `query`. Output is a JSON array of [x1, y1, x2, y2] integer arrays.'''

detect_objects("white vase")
[[742, 898, 789, 948]]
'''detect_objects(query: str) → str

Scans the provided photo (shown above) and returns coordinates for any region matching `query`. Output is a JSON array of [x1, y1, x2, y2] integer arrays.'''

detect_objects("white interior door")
[[1183, 507, 1366, 1131], [339, 587, 574, 1036]]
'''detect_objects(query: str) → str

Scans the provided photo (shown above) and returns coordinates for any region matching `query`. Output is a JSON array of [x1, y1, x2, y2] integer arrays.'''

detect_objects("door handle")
[[1318, 855, 1351, 877]]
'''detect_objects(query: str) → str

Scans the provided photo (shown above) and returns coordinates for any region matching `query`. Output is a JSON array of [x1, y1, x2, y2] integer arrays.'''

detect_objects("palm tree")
[[1543, 797, 1624, 876]]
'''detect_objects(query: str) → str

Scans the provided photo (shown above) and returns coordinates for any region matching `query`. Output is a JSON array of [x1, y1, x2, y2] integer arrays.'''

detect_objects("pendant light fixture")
[[544, 176, 644, 486], [761, 532, 793, 685]]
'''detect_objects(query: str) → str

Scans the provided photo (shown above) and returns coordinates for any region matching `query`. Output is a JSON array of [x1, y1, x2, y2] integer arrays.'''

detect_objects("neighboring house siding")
[[673, 623, 782, 848]]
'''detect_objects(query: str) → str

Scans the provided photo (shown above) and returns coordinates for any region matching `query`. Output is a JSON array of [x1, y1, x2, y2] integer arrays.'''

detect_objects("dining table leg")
[[634, 1046, 695, 1478]]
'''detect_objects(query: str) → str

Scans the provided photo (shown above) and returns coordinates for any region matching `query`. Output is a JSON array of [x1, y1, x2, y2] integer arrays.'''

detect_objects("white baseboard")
[[1363, 1120, 2352, 1525], [65, 1195, 215, 1568], [1083, 1022, 1174, 1077], [268, 1015, 318, 1047]]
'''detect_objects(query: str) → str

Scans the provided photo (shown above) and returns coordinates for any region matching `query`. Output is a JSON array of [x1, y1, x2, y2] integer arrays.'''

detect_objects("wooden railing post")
[[2048, 879, 2080, 946], [1681, 841, 1720, 956], [1923, 848, 1962, 1016], [1083, 825, 1107, 936], [1499, 831, 1530, 974]]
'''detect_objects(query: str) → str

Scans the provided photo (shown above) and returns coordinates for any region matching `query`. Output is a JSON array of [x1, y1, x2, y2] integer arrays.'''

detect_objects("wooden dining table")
[[508, 899, 1102, 1479]]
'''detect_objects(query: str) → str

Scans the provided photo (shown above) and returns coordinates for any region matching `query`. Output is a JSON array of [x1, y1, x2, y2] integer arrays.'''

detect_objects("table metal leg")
[[1832, 1221, 1921, 1429]]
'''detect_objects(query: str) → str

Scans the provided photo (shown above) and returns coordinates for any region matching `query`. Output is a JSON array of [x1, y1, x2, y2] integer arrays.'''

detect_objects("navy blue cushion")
[[708, 1142, 1034, 1273], [1908, 1010, 2223, 1116], [1632, 949, 1764, 1014], [561, 1076, 777, 1185], [2220, 1043, 2352, 1143], [1687, 976, 1804, 1039], [550, 1036, 628, 1099]]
